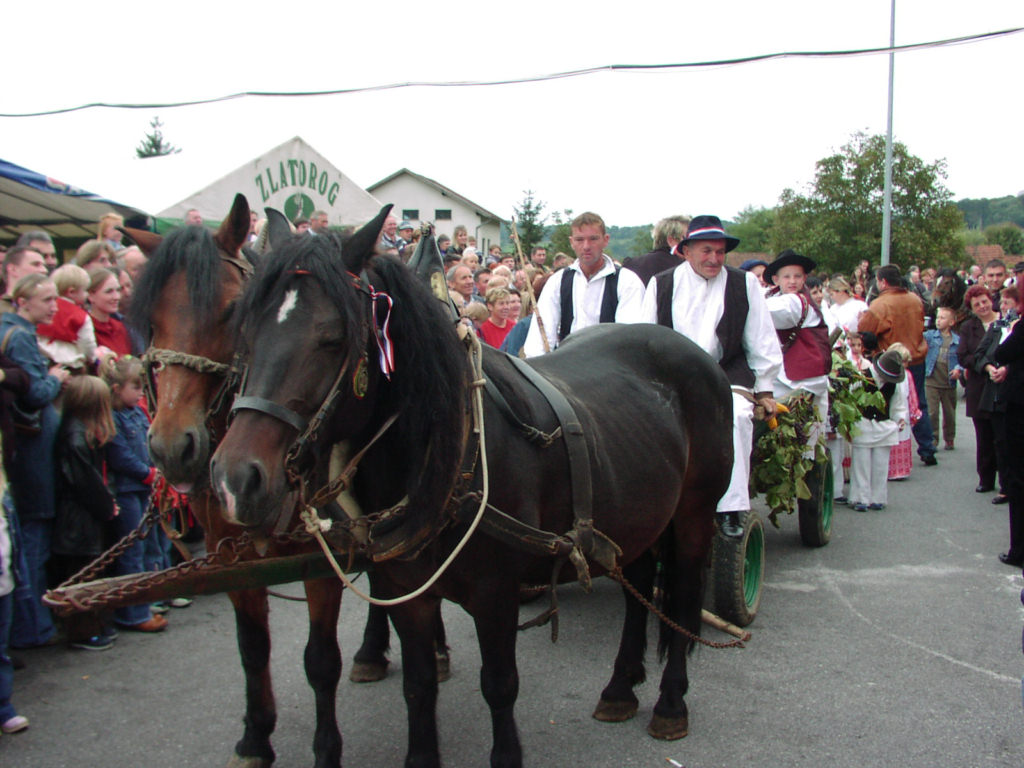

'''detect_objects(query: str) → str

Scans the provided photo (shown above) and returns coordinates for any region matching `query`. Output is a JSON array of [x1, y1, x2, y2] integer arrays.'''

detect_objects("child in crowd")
[[51, 376, 119, 651], [924, 306, 962, 450], [100, 357, 171, 631], [849, 348, 909, 512], [35, 264, 97, 374], [887, 343, 920, 481], [460, 301, 488, 334], [479, 287, 514, 349]]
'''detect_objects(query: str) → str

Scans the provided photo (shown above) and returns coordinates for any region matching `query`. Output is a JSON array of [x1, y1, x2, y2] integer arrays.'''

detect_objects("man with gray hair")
[[623, 215, 690, 286], [15, 230, 57, 274], [309, 210, 329, 235], [446, 263, 474, 309]]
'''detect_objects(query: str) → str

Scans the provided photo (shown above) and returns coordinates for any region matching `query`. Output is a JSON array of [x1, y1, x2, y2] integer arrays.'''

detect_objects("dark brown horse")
[[131, 195, 347, 768], [210, 207, 734, 767]]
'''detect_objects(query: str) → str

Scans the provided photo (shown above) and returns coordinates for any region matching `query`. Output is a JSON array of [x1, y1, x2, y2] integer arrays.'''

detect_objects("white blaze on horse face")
[[277, 288, 299, 324], [220, 478, 239, 524]]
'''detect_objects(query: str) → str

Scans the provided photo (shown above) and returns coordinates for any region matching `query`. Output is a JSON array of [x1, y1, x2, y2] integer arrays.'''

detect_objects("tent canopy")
[[0, 158, 151, 244]]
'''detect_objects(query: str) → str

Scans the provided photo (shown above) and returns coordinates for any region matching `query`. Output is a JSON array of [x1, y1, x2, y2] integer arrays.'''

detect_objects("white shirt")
[[523, 256, 646, 358], [639, 263, 782, 393], [764, 291, 829, 401], [830, 296, 868, 336]]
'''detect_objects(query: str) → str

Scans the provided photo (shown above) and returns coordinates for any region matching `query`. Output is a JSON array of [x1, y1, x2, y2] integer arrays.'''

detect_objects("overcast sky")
[[2, 0, 1021, 226]]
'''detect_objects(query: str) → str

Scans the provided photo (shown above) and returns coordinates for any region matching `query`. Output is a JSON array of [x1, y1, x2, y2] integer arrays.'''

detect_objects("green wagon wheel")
[[798, 450, 834, 548], [710, 510, 765, 627]]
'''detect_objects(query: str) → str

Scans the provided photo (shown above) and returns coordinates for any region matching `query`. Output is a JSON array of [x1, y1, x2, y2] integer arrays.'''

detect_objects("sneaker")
[[834, 495, 849, 505], [852, 503, 868, 512], [944, 442, 954, 451], [100, 627, 119, 642], [151, 602, 170, 615], [122, 615, 168, 633], [922, 455, 938, 466], [70, 634, 114, 651], [1, 715, 29, 734], [868, 503, 886, 511], [169, 597, 193, 609]]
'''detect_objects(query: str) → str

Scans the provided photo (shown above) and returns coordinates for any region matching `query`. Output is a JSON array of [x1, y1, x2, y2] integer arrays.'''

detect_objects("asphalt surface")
[[3, 408, 1022, 768]]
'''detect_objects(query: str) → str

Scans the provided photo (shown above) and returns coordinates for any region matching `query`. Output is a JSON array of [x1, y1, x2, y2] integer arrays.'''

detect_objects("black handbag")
[[1, 327, 43, 435]]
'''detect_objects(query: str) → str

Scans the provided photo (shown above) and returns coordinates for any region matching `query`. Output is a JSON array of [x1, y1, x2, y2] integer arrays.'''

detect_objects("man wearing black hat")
[[523, 211, 645, 357], [639, 215, 782, 539]]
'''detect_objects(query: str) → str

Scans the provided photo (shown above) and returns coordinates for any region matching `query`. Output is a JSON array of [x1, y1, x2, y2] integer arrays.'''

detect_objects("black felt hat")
[[764, 249, 817, 283], [679, 215, 740, 253]]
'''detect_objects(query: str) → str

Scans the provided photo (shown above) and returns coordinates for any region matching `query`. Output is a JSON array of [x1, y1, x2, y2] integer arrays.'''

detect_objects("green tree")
[[630, 225, 653, 258], [770, 132, 964, 274], [729, 206, 776, 253], [135, 116, 181, 158], [984, 223, 1024, 255], [513, 190, 546, 257], [548, 208, 574, 259]]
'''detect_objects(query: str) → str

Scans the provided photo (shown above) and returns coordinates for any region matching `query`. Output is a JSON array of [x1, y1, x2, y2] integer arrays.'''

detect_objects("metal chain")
[[607, 566, 746, 649]]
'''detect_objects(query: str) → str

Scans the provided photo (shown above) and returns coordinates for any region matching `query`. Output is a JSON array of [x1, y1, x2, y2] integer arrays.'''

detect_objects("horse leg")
[[386, 592, 445, 768], [648, 519, 713, 741], [350, 571, 391, 682], [303, 577, 345, 768], [593, 550, 655, 723], [226, 588, 276, 768], [434, 602, 451, 682], [472, 584, 522, 768]]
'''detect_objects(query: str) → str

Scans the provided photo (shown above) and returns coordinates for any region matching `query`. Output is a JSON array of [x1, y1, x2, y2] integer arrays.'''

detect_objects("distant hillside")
[[957, 195, 1024, 229]]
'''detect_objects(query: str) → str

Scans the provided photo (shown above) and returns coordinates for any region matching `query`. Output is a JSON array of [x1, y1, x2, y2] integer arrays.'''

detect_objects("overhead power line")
[[1, 26, 1020, 118]]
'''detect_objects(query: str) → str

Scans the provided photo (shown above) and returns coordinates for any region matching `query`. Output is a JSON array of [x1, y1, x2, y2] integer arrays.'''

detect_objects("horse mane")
[[238, 233, 471, 520], [130, 226, 228, 335]]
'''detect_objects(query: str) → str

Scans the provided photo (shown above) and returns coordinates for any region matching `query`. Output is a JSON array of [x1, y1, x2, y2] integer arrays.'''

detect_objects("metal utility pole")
[[880, 0, 896, 266]]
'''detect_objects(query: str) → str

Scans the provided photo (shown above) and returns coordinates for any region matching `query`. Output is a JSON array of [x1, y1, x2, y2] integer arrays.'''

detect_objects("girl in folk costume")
[[763, 250, 833, 449], [35, 264, 97, 374], [886, 343, 921, 481], [849, 348, 910, 511]]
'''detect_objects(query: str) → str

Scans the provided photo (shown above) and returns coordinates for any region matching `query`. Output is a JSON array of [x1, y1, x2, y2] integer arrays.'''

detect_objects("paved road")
[[4, 410, 1022, 767]]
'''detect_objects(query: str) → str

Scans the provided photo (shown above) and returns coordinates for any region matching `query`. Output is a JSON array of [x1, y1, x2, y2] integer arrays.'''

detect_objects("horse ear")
[[343, 204, 393, 272], [118, 227, 162, 256], [214, 193, 252, 255], [262, 208, 294, 253]]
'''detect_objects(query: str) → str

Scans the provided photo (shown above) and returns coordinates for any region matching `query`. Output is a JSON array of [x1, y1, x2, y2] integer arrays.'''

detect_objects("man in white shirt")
[[523, 211, 645, 357], [639, 215, 782, 538]]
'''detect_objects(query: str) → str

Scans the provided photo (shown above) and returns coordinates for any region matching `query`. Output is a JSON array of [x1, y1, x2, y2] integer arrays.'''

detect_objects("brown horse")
[[210, 207, 734, 767], [130, 194, 345, 768]]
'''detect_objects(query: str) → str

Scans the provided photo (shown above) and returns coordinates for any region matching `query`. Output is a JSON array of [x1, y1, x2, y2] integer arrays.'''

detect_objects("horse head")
[[211, 204, 470, 546], [131, 193, 254, 490]]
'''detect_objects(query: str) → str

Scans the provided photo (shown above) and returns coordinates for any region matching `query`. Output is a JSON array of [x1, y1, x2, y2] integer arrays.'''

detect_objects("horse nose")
[[149, 426, 205, 478], [211, 455, 268, 513]]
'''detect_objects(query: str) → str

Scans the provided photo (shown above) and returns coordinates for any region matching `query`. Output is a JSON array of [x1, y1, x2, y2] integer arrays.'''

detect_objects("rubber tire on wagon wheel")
[[710, 510, 765, 628], [797, 450, 834, 548]]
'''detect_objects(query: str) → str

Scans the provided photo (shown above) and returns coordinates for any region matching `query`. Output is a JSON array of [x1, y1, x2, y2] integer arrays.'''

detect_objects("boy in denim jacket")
[[924, 306, 962, 450]]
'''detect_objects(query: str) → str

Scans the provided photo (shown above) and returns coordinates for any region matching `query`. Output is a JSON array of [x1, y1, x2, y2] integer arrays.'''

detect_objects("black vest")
[[656, 265, 754, 388], [557, 266, 620, 343]]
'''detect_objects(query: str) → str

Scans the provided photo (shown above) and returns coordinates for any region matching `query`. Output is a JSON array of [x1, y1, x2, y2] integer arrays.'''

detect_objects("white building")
[[367, 169, 507, 254]]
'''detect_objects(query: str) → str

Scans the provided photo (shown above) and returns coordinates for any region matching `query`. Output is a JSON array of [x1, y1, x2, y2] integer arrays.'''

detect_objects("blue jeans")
[[10, 515, 55, 649], [113, 492, 152, 627], [908, 362, 936, 460], [0, 590, 16, 722]]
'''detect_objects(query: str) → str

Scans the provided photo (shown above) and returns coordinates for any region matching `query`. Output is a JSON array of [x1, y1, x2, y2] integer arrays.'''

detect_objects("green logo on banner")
[[283, 192, 314, 221]]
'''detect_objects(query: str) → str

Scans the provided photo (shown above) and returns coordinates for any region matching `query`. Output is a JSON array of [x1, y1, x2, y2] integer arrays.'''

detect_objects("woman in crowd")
[[73, 240, 116, 272], [96, 212, 124, 254], [0, 275, 70, 649], [828, 276, 868, 339], [958, 284, 1005, 499], [87, 268, 130, 361], [991, 287, 1024, 566]]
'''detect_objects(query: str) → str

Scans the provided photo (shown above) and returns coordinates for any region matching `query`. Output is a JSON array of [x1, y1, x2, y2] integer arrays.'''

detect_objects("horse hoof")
[[226, 754, 274, 768], [592, 698, 638, 722], [349, 660, 388, 683], [436, 652, 451, 683], [647, 713, 688, 740]]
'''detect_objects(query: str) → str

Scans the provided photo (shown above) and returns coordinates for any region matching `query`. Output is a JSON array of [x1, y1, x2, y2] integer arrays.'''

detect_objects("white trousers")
[[849, 445, 891, 506], [719, 391, 754, 512], [827, 435, 846, 491]]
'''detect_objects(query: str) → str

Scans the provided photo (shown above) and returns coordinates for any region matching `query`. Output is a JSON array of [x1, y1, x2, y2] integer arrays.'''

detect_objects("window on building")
[[402, 209, 419, 221], [435, 209, 452, 220]]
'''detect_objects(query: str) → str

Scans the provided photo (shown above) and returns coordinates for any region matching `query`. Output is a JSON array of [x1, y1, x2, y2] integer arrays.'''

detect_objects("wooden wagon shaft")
[[701, 609, 752, 642]]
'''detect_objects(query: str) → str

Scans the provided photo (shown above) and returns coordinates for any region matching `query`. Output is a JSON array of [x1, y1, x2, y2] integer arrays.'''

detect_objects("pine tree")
[[513, 190, 547, 256], [136, 116, 181, 158]]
